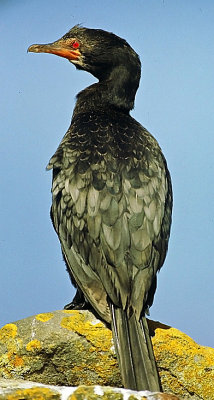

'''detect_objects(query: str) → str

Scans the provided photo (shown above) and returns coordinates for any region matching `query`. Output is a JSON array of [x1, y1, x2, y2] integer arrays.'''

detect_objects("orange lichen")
[[36, 313, 54, 322], [13, 355, 24, 367]]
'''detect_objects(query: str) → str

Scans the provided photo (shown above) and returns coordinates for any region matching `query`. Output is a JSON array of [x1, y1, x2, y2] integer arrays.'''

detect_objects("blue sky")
[[1, 0, 214, 347]]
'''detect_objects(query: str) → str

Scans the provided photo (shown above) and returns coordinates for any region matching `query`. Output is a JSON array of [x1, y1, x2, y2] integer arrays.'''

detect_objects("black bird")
[[28, 25, 172, 392]]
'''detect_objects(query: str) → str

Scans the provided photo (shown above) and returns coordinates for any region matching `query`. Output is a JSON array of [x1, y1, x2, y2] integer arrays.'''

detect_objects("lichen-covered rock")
[[0, 310, 120, 387], [0, 378, 180, 400], [0, 310, 213, 399], [151, 321, 214, 399]]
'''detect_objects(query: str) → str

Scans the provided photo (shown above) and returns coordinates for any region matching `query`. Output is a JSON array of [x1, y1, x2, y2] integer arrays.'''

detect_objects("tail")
[[110, 304, 161, 392]]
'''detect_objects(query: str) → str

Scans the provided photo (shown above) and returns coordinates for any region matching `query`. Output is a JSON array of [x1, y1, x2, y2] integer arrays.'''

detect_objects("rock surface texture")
[[0, 378, 180, 400], [0, 310, 213, 399]]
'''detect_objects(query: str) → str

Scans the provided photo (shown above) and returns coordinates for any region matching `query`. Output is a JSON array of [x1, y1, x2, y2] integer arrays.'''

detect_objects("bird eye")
[[72, 41, 80, 49]]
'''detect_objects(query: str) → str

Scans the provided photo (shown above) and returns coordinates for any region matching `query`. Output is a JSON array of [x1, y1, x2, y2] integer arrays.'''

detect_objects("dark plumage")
[[28, 25, 172, 392]]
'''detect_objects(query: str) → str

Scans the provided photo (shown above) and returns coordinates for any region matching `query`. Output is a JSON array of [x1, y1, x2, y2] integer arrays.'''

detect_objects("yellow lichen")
[[61, 311, 112, 352], [69, 387, 125, 400], [63, 310, 75, 314], [6, 387, 59, 400], [26, 339, 41, 352], [36, 313, 54, 322], [152, 326, 214, 399], [60, 312, 120, 386], [69, 386, 94, 400], [0, 324, 17, 341]]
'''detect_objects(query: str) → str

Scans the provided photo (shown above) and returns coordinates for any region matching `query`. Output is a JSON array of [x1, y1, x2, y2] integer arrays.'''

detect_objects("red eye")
[[72, 41, 80, 49]]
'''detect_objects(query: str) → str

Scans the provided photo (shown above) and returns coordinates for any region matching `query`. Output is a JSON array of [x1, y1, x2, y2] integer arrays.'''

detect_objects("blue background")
[[1, 0, 214, 347]]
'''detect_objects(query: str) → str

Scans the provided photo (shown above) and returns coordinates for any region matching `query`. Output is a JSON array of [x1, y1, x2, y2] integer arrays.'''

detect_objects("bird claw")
[[64, 299, 89, 310], [64, 288, 91, 310]]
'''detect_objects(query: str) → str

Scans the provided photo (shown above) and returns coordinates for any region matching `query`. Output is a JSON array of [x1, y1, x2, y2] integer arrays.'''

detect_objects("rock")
[[0, 310, 213, 399], [0, 310, 120, 388], [151, 321, 214, 399], [0, 378, 180, 399], [0, 378, 60, 399]]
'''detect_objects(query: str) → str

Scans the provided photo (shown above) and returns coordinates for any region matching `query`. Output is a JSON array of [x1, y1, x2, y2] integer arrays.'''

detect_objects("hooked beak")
[[28, 38, 81, 61]]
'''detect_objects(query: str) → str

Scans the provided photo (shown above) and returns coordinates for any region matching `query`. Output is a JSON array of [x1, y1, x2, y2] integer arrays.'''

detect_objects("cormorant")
[[28, 25, 172, 392]]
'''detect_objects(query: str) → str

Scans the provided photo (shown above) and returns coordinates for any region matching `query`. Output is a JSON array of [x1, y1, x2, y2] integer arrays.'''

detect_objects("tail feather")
[[110, 303, 160, 392]]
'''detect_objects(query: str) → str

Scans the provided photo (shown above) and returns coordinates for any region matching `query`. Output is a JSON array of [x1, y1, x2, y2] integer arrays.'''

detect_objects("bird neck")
[[73, 63, 141, 116]]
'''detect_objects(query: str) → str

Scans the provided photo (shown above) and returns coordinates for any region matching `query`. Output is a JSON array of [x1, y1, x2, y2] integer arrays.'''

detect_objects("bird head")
[[28, 25, 141, 82]]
